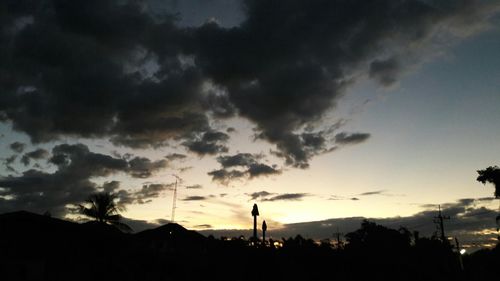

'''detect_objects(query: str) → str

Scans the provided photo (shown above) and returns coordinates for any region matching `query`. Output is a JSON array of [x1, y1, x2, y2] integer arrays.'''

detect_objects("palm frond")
[[79, 192, 132, 232]]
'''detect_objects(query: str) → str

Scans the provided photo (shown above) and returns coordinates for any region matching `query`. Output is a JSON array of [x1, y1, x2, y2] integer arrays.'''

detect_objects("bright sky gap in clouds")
[[1, 0, 500, 249]]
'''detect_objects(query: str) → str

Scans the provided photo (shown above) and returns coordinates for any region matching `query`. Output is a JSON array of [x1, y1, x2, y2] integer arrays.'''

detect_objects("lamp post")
[[251, 204, 259, 240], [262, 220, 267, 243]]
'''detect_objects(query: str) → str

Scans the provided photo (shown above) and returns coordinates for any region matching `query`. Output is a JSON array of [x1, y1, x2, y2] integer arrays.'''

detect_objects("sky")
[[1, 0, 500, 250]]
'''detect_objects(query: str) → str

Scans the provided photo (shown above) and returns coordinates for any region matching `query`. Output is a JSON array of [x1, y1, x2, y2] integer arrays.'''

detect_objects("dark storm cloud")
[[135, 183, 172, 201], [247, 163, 281, 178], [194, 224, 212, 229], [334, 132, 371, 145], [0, 0, 214, 149], [155, 218, 171, 225], [329, 190, 402, 199], [193, 0, 497, 167], [100, 181, 121, 193], [263, 193, 309, 202], [165, 153, 187, 161], [4, 155, 17, 166], [246, 191, 275, 201], [21, 148, 50, 166], [217, 153, 259, 168], [48, 144, 128, 176], [9, 142, 26, 153], [2, 155, 18, 174], [358, 190, 390, 196], [1, 0, 498, 168], [182, 195, 207, 201], [208, 153, 280, 184], [127, 157, 168, 178], [245, 191, 309, 202], [158, 0, 244, 28], [0, 168, 98, 216], [202, 90, 237, 118], [117, 183, 173, 205], [476, 197, 495, 202], [182, 130, 229, 155], [369, 57, 401, 87], [178, 166, 193, 173], [329, 195, 360, 201], [207, 169, 246, 185], [0, 143, 170, 215]]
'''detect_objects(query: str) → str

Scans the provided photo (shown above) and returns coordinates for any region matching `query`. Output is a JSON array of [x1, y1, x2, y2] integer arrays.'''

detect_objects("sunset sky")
[[1, 0, 500, 249]]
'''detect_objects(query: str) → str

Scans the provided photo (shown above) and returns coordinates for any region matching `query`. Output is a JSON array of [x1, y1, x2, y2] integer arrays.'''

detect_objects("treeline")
[[0, 212, 498, 281], [204, 220, 498, 281]]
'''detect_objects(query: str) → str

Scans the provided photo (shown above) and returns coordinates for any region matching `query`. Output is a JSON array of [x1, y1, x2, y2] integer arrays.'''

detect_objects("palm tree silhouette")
[[79, 192, 132, 232]]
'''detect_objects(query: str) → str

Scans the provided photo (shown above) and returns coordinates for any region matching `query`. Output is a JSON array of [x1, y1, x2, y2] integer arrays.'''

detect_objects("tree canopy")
[[477, 166, 500, 198]]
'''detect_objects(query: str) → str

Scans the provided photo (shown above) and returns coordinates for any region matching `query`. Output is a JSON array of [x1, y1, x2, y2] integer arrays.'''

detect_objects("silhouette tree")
[[79, 192, 132, 232], [476, 166, 500, 198], [476, 166, 500, 239], [345, 220, 412, 253]]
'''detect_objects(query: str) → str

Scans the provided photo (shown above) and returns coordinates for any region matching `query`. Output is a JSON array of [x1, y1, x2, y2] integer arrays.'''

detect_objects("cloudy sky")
[[1, 0, 500, 249]]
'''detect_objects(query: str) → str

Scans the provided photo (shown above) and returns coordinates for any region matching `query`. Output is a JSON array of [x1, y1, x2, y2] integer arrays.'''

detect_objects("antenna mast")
[[171, 174, 181, 223]]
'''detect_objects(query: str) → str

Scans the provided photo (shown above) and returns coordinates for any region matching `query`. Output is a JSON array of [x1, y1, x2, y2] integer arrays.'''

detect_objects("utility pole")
[[455, 237, 464, 271], [433, 205, 450, 243], [333, 228, 344, 249], [171, 174, 181, 223]]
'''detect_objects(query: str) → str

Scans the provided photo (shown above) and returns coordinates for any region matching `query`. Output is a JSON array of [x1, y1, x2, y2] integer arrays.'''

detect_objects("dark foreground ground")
[[0, 211, 498, 281]]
